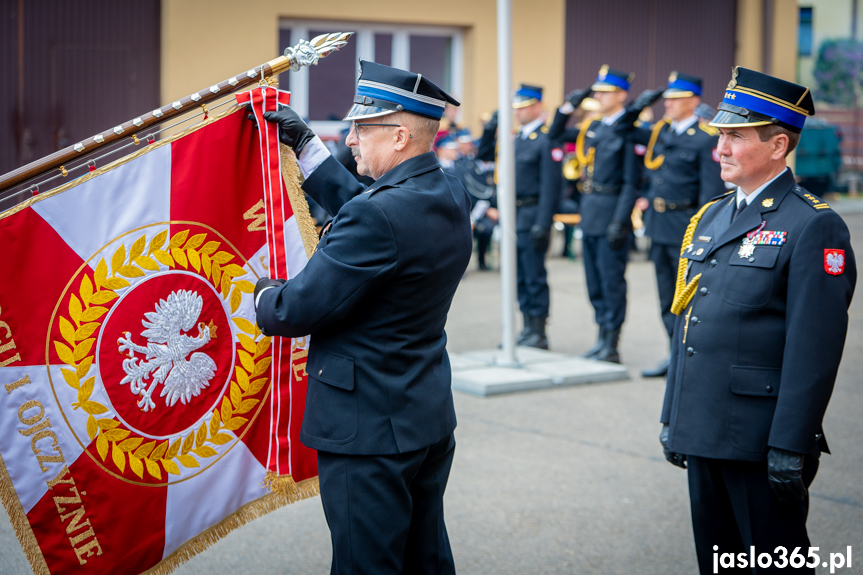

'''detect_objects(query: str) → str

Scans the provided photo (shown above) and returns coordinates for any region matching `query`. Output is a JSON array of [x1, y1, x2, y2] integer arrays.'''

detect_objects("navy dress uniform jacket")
[[661, 169, 857, 461], [477, 122, 561, 232], [256, 152, 473, 456], [548, 110, 640, 235], [637, 122, 726, 245]]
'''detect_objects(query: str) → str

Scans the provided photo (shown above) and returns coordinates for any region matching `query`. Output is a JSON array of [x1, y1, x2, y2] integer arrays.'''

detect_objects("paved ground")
[[2, 206, 862, 574]]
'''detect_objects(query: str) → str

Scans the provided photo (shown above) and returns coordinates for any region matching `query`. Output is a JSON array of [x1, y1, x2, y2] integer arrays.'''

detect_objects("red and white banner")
[[0, 87, 317, 575]]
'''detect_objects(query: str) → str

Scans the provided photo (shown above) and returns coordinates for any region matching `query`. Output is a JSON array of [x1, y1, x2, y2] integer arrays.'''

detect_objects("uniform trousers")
[[516, 229, 550, 317], [687, 455, 819, 574], [317, 433, 457, 575], [649, 242, 680, 338], [582, 234, 628, 330]]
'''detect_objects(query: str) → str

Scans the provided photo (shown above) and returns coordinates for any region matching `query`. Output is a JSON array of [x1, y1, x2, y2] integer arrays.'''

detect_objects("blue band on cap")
[[516, 88, 543, 101], [723, 90, 806, 130], [356, 84, 445, 119], [669, 78, 701, 96], [596, 74, 630, 91]]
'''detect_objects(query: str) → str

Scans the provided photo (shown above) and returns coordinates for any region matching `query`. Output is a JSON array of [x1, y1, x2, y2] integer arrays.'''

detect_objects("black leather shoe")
[[641, 357, 669, 378]]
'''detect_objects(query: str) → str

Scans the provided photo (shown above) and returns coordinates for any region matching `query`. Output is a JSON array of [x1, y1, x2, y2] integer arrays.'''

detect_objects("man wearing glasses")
[[254, 60, 471, 574]]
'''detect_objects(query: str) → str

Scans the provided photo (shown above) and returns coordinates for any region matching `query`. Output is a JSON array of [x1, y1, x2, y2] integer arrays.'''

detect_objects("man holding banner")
[[254, 60, 472, 574]]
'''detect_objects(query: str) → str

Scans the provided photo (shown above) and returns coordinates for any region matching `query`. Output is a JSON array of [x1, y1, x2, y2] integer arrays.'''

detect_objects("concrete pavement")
[[2, 208, 862, 575]]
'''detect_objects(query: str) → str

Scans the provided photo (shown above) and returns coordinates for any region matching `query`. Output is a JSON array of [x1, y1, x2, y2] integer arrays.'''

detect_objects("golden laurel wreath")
[[52, 228, 272, 481]]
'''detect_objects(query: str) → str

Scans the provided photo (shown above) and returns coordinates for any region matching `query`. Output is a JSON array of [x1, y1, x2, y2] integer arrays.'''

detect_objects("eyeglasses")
[[352, 122, 401, 140]]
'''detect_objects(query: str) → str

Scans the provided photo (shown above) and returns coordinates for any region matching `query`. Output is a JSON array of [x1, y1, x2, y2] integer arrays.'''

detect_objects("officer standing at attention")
[[477, 84, 563, 349], [255, 60, 472, 575], [548, 66, 648, 363], [638, 72, 725, 378], [660, 68, 856, 574]]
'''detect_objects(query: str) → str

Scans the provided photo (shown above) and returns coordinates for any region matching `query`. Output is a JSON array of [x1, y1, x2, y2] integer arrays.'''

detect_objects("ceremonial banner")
[[0, 87, 319, 574]]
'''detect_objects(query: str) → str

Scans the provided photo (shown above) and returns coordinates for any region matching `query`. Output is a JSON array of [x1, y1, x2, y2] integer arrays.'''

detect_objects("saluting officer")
[[548, 67, 647, 363], [255, 60, 471, 574], [660, 68, 857, 574], [638, 72, 726, 378], [477, 84, 563, 349]]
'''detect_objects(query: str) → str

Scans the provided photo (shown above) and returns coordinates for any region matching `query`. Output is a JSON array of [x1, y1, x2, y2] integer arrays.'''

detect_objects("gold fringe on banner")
[[279, 143, 320, 258], [0, 453, 51, 575], [141, 477, 320, 575]]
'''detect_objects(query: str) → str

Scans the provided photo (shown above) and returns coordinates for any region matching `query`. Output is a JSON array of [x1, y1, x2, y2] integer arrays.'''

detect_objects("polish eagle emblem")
[[117, 290, 217, 412], [825, 249, 845, 276]]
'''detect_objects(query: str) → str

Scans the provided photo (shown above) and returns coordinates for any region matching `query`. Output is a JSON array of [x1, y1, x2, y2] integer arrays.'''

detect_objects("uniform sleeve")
[[698, 137, 725, 206], [535, 138, 563, 228], [301, 155, 367, 218], [476, 124, 497, 162], [768, 210, 857, 453], [256, 198, 398, 337], [612, 134, 642, 225], [547, 109, 572, 142]]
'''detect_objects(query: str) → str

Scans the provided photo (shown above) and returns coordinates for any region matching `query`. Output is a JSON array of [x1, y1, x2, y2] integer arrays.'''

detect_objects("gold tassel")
[[643, 118, 670, 171], [279, 143, 320, 260], [670, 196, 727, 315], [0, 453, 51, 575]]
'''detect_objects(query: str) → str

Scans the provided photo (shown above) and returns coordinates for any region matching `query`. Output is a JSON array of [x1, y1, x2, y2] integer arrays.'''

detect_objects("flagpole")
[[0, 33, 352, 196], [496, 0, 518, 366]]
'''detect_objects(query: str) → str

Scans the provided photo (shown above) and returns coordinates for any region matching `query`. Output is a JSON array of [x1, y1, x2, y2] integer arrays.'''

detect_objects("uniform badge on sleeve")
[[825, 249, 845, 275]]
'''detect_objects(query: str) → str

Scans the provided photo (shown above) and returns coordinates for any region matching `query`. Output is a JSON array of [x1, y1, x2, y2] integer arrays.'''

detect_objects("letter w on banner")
[[0, 86, 318, 575]]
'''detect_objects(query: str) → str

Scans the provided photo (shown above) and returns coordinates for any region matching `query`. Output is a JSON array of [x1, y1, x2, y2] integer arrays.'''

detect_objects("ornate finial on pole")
[[283, 33, 354, 72]]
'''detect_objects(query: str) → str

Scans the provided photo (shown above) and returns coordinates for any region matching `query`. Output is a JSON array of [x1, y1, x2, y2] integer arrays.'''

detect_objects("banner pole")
[[0, 32, 352, 195]]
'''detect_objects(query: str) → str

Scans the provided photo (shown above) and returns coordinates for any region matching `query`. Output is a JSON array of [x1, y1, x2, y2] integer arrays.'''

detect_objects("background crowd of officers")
[[376, 65, 728, 376]]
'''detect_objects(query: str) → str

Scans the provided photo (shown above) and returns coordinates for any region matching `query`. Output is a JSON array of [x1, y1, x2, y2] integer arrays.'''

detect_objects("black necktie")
[[732, 198, 748, 222]]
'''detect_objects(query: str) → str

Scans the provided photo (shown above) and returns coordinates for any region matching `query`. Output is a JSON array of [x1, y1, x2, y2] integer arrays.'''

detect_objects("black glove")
[[628, 87, 665, 112], [261, 106, 315, 155], [530, 224, 550, 253], [485, 110, 499, 132], [605, 221, 629, 251], [660, 425, 687, 469], [254, 277, 285, 310], [567, 88, 591, 109], [767, 447, 807, 502]]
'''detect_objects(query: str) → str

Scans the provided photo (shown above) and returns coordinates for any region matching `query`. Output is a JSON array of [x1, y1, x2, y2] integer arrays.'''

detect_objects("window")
[[799, 7, 813, 57], [279, 21, 464, 138]]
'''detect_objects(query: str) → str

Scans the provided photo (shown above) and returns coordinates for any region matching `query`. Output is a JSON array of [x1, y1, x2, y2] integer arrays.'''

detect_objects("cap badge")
[[762, 198, 774, 207], [727, 67, 739, 90], [598, 64, 609, 80], [669, 72, 678, 83]]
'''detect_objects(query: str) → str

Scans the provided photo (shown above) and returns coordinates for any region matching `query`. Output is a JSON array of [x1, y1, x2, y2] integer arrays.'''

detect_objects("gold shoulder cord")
[[576, 116, 600, 167], [643, 118, 670, 171], [670, 198, 722, 315]]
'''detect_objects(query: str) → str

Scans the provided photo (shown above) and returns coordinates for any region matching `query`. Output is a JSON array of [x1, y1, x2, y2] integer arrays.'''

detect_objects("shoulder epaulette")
[[792, 186, 832, 210], [699, 123, 719, 136]]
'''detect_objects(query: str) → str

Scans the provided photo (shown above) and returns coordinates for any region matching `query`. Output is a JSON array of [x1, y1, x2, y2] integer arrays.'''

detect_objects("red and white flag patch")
[[825, 249, 845, 275], [551, 147, 564, 162]]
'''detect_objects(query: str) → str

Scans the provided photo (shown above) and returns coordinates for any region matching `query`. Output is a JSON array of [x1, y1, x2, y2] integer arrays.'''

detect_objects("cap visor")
[[662, 89, 696, 99], [512, 98, 539, 109], [591, 82, 622, 92], [708, 109, 773, 129], [343, 104, 399, 121]]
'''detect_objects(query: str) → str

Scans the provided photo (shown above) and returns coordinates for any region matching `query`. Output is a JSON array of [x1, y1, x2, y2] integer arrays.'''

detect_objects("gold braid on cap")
[[643, 118, 670, 171], [670, 197, 724, 315]]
